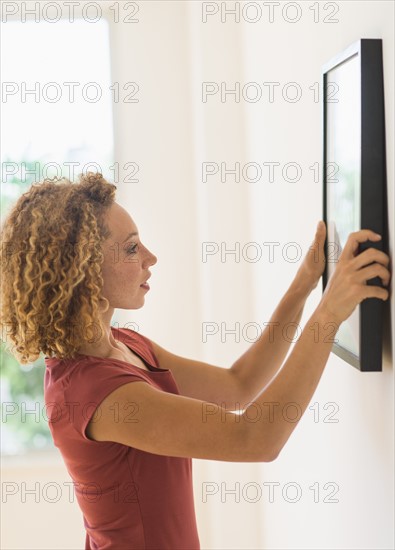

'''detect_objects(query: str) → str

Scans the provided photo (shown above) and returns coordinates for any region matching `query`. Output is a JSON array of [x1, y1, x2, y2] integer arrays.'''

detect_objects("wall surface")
[[1, 2, 393, 549], [240, 2, 394, 549]]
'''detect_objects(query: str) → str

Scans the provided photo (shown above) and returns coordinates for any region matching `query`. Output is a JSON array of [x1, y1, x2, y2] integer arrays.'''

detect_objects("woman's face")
[[99, 202, 157, 309]]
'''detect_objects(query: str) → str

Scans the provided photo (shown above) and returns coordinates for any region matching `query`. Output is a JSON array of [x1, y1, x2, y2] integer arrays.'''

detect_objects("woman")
[[0, 172, 390, 549]]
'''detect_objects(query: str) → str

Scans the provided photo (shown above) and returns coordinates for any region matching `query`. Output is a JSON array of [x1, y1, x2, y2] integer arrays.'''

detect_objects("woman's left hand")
[[294, 220, 327, 292]]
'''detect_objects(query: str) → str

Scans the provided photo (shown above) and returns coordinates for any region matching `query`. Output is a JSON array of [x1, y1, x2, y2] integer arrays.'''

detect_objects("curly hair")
[[0, 172, 117, 364]]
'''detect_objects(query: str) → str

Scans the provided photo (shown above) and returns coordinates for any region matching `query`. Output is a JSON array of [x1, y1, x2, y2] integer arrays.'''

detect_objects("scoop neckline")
[[72, 326, 169, 374]]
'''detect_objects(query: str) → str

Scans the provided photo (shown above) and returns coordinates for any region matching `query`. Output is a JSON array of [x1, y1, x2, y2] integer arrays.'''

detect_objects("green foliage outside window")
[[1, 160, 54, 454]]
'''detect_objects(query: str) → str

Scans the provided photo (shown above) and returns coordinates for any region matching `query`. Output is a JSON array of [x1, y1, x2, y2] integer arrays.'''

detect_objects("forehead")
[[106, 202, 137, 240]]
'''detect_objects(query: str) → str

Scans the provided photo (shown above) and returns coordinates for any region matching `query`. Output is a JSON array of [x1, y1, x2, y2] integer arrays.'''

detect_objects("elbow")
[[265, 448, 280, 462], [241, 417, 284, 463], [266, 440, 284, 462], [254, 448, 279, 463], [258, 434, 284, 462]]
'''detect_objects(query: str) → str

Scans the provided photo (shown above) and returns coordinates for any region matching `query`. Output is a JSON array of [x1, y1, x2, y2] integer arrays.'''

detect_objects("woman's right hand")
[[318, 228, 391, 326]]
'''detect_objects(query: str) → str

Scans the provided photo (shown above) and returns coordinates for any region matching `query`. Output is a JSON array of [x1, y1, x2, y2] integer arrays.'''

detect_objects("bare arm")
[[86, 229, 390, 463], [240, 304, 339, 461], [86, 380, 269, 462], [230, 220, 328, 403], [230, 279, 311, 403], [148, 279, 307, 410], [242, 227, 391, 461], [86, 303, 336, 463]]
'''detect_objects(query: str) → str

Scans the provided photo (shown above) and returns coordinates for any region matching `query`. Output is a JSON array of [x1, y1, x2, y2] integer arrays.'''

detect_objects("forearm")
[[230, 279, 312, 401], [244, 304, 339, 462]]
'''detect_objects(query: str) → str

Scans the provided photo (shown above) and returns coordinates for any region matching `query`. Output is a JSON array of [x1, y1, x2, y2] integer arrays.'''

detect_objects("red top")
[[44, 326, 200, 550]]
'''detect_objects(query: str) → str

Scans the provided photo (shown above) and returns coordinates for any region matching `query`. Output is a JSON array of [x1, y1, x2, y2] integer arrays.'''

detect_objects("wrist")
[[288, 277, 315, 301], [314, 302, 342, 329]]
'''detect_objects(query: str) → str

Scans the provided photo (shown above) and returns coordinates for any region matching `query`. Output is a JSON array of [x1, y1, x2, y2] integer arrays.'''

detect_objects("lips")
[[140, 274, 151, 286]]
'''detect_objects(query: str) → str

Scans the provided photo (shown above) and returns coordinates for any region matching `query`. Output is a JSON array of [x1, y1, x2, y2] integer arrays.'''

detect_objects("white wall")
[[110, 3, 264, 547], [240, 2, 394, 549], [2, 2, 393, 549], [113, 2, 394, 548]]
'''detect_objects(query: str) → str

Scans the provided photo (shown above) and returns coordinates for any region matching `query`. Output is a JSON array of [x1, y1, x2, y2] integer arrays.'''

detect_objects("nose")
[[149, 252, 158, 266], [144, 248, 158, 267]]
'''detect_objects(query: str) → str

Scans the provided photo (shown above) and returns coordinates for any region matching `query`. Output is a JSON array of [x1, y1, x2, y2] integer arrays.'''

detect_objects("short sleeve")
[[64, 360, 149, 441]]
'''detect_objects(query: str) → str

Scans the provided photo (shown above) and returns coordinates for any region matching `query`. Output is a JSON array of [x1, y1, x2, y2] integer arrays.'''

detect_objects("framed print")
[[322, 39, 386, 372]]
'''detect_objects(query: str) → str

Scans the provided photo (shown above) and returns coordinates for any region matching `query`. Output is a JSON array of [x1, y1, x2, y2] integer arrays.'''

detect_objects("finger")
[[352, 248, 390, 271], [361, 284, 389, 301], [355, 264, 391, 286], [341, 230, 382, 262]]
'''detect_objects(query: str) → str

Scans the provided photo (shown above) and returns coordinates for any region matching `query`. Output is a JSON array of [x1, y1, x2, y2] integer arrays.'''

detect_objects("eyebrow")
[[123, 231, 139, 243]]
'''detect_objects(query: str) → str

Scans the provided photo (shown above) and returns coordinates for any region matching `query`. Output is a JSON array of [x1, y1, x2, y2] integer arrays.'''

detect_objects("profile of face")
[[99, 202, 157, 310]]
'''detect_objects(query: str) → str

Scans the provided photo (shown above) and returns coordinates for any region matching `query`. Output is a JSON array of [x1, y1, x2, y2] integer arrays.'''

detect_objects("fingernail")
[[374, 233, 382, 239]]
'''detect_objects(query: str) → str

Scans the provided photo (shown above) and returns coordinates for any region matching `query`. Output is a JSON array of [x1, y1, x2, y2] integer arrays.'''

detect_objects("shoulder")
[[115, 326, 164, 368]]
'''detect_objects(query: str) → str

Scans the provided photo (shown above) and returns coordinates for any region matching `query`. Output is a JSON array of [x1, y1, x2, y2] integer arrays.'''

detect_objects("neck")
[[77, 305, 121, 357]]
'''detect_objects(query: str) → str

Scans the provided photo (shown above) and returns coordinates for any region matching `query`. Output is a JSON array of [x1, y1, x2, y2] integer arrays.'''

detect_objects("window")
[[1, 17, 114, 454]]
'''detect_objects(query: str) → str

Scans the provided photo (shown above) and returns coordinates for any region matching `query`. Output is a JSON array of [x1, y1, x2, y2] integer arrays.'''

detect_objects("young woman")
[[0, 172, 390, 549]]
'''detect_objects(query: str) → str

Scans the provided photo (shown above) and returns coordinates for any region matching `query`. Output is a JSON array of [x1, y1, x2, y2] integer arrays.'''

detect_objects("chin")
[[116, 296, 145, 310], [131, 297, 145, 309]]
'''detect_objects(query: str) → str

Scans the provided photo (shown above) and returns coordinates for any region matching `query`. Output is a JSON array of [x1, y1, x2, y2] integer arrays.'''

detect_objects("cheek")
[[101, 254, 126, 282], [121, 255, 142, 286], [124, 254, 140, 271], [103, 251, 140, 280]]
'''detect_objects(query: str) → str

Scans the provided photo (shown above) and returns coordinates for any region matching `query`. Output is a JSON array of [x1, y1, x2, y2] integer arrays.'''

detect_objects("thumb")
[[316, 220, 326, 239], [312, 221, 327, 265]]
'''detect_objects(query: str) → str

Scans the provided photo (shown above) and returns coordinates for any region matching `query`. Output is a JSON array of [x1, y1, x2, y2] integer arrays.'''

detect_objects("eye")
[[126, 243, 138, 255]]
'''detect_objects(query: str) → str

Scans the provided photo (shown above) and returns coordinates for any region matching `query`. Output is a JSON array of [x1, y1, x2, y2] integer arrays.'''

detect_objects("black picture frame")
[[322, 38, 386, 372]]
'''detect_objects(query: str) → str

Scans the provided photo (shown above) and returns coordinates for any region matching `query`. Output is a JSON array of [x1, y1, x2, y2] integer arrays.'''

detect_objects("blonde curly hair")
[[0, 172, 117, 364]]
